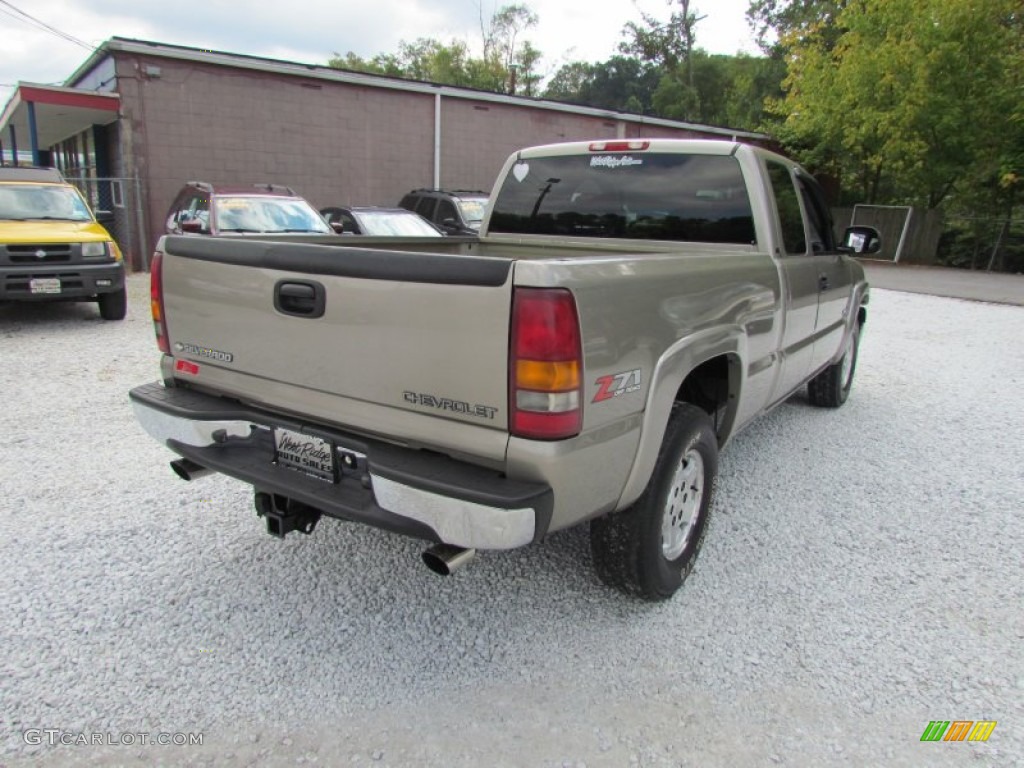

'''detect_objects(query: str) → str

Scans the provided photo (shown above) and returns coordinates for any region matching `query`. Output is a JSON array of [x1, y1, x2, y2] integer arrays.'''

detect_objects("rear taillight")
[[509, 288, 583, 440], [151, 251, 169, 353]]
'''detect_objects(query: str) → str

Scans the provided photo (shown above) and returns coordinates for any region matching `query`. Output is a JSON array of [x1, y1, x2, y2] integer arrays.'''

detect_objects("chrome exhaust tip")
[[422, 544, 476, 576], [170, 458, 214, 481]]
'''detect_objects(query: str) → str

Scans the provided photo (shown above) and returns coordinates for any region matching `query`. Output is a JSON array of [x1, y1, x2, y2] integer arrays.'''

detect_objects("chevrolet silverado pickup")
[[130, 139, 878, 600]]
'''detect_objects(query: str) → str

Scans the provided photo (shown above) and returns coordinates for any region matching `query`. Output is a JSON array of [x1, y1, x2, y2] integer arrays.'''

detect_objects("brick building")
[[0, 37, 768, 269]]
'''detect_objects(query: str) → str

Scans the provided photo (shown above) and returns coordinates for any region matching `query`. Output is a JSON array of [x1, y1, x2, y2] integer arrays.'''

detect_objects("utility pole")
[[679, 0, 707, 91]]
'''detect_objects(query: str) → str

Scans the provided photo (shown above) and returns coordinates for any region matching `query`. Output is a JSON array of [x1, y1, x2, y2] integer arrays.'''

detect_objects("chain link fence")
[[65, 175, 149, 271], [833, 205, 1022, 272], [935, 216, 1024, 274]]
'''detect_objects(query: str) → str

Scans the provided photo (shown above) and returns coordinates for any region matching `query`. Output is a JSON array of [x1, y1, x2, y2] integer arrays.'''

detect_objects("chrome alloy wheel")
[[661, 449, 705, 560]]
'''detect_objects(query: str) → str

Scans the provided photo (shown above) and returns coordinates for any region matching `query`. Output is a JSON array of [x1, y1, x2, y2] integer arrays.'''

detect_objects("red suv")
[[165, 182, 332, 236]]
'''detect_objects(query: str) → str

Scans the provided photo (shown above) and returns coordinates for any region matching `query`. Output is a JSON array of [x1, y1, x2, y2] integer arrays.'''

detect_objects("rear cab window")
[[489, 152, 755, 244]]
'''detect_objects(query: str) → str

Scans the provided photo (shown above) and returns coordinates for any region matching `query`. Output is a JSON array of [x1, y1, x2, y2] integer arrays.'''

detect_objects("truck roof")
[[515, 138, 742, 159]]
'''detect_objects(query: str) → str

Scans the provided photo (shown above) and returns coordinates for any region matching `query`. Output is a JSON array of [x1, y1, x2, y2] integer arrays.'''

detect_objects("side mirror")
[[180, 219, 205, 234], [330, 221, 345, 234], [839, 225, 882, 255], [95, 209, 115, 224]]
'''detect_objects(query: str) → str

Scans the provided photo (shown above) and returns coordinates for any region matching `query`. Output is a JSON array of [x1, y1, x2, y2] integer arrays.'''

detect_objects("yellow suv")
[[0, 166, 126, 320]]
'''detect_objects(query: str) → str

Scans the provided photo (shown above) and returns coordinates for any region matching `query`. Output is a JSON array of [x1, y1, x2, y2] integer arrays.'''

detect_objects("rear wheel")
[[97, 287, 127, 321], [590, 403, 718, 600], [808, 322, 860, 407]]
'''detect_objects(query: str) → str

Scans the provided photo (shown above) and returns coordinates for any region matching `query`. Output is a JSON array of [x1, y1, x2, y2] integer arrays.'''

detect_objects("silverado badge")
[[174, 342, 234, 363]]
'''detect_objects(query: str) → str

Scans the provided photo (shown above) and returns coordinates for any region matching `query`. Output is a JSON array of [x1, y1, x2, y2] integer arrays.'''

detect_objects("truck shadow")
[[166, 504, 727, 708], [0, 300, 108, 326]]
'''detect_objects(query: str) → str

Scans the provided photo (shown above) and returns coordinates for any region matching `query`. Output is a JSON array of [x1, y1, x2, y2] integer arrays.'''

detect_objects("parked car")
[[398, 189, 488, 235], [0, 165, 126, 320], [165, 182, 332, 236], [319, 206, 444, 237]]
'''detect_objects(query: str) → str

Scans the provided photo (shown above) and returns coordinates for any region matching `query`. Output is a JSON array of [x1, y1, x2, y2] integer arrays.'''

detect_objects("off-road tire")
[[590, 403, 718, 601], [98, 287, 127, 321], [808, 322, 860, 407]]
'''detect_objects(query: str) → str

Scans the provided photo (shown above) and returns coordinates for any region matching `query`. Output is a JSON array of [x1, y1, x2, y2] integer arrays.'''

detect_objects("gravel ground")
[[1, 275, 1022, 767]]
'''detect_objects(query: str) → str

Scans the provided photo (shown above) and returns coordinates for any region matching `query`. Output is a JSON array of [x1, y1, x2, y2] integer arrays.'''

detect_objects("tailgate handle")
[[274, 280, 325, 318]]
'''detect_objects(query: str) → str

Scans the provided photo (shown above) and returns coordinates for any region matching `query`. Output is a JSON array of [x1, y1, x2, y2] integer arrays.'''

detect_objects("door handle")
[[274, 280, 325, 318], [818, 274, 830, 291]]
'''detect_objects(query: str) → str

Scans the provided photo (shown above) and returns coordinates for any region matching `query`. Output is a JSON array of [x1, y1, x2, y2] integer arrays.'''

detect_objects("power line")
[[0, 0, 93, 50], [0, 1, 90, 48]]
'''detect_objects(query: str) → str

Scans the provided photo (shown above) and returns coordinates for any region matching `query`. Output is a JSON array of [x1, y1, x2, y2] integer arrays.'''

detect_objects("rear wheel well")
[[675, 355, 739, 444]]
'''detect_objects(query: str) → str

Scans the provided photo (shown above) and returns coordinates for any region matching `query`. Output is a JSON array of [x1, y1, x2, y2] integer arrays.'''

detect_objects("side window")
[[767, 161, 806, 255], [436, 199, 458, 224], [796, 174, 835, 253], [192, 195, 210, 230], [414, 197, 436, 220], [168, 190, 194, 230], [340, 212, 359, 234]]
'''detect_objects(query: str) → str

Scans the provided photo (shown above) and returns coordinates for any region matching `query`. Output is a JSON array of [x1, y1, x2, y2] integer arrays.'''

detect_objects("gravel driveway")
[[1, 276, 1022, 767]]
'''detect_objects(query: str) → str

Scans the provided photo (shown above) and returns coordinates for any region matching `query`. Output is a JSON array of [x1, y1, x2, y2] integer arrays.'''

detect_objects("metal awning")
[[0, 83, 119, 163]]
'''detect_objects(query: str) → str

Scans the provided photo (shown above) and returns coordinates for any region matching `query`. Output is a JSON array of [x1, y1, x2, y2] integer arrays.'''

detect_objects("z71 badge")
[[593, 369, 642, 402]]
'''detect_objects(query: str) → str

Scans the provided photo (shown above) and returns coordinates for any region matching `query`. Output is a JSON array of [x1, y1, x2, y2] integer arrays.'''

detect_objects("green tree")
[[620, 1, 706, 116], [542, 61, 594, 101], [746, 0, 849, 53], [543, 56, 662, 113], [329, 3, 539, 94], [771, 0, 1022, 211], [592, 2, 781, 128]]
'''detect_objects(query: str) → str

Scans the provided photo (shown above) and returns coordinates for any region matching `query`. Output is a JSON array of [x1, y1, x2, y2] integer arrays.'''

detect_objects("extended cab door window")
[[767, 162, 806, 254], [795, 173, 836, 254]]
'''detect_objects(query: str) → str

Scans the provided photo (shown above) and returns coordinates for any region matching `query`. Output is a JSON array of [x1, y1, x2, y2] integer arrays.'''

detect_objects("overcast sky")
[[1, 0, 762, 106]]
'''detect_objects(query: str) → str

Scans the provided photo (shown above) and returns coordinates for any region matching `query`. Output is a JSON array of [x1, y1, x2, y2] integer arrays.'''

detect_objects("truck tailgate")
[[159, 236, 513, 455]]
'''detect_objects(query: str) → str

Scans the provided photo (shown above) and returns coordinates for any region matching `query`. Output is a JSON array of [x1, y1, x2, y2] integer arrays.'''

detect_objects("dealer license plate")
[[30, 278, 61, 294], [273, 427, 336, 482]]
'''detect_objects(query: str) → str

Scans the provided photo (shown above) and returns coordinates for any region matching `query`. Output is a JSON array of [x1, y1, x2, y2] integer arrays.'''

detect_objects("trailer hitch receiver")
[[254, 491, 322, 538]]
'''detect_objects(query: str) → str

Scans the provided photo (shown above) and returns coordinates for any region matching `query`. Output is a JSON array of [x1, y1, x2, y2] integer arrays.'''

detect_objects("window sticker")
[[590, 155, 644, 169], [512, 162, 530, 182]]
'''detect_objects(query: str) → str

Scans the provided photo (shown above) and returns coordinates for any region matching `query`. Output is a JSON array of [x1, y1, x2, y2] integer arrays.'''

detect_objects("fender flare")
[[827, 281, 870, 366], [615, 326, 746, 510]]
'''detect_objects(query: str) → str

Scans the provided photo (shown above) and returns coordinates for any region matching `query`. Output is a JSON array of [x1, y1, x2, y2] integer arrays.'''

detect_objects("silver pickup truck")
[[130, 139, 878, 600]]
